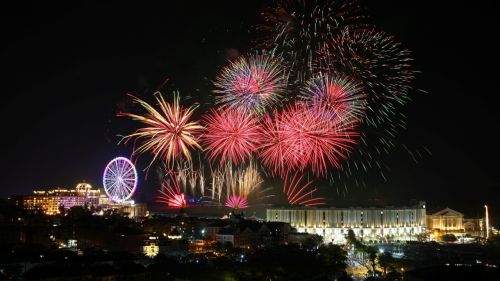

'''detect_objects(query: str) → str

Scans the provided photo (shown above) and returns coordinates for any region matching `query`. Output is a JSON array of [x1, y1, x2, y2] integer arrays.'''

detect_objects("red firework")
[[213, 53, 287, 113], [260, 102, 359, 177], [225, 195, 249, 209], [156, 172, 188, 208], [202, 108, 262, 165], [301, 73, 365, 122], [283, 173, 325, 206]]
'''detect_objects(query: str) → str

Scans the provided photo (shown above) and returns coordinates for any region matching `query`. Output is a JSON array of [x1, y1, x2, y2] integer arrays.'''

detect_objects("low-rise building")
[[266, 202, 427, 244], [427, 207, 485, 239]]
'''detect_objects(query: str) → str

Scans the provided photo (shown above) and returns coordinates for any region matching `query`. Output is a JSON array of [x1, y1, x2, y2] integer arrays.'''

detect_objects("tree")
[[377, 251, 395, 276], [365, 246, 378, 275], [58, 204, 66, 216], [318, 244, 348, 279], [302, 234, 323, 250], [345, 229, 363, 250], [441, 234, 457, 243], [415, 232, 428, 242]]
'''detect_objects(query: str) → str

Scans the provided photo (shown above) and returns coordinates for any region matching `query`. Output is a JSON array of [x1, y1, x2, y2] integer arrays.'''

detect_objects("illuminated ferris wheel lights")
[[103, 157, 138, 203]]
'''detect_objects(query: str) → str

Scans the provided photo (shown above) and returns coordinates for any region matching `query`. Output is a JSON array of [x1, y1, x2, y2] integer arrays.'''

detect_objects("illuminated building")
[[14, 183, 101, 215], [266, 202, 427, 244], [427, 207, 486, 239], [427, 208, 464, 232], [463, 218, 485, 237], [143, 236, 160, 258], [142, 234, 189, 258], [119, 202, 148, 218]]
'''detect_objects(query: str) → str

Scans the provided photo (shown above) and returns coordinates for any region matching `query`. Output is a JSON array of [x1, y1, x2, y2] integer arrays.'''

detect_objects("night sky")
[[2, 1, 499, 224]]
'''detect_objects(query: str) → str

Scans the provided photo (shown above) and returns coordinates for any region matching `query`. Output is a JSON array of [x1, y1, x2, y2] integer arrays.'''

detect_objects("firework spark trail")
[[156, 171, 187, 208], [172, 160, 207, 197], [210, 171, 217, 201], [198, 167, 205, 196], [213, 53, 288, 113], [283, 173, 326, 206], [235, 160, 263, 198], [260, 102, 359, 177], [188, 169, 197, 194], [177, 166, 188, 193], [209, 161, 267, 206], [210, 168, 226, 203], [119, 92, 203, 170], [202, 108, 263, 165]]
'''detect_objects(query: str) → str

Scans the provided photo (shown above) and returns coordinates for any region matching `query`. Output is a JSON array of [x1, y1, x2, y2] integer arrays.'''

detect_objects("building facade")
[[427, 208, 464, 233], [14, 183, 101, 215], [266, 202, 427, 244], [427, 207, 485, 239]]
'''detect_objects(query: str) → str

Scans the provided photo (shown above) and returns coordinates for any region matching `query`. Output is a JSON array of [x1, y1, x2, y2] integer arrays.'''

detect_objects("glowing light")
[[103, 157, 138, 203], [485, 205, 490, 239]]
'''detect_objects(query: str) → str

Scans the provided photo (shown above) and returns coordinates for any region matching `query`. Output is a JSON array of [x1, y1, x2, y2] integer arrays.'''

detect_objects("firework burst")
[[283, 173, 325, 206], [119, 92, 203, 170], [202, 108, 263, 165], [315, 27, 416, 188], [258, 0, 367, 81], [213, 53, 288, 113], [260, 102, 359, 177], [156, 171, 188, 209], [225, 195, 249, 209], [300, 73, 365, 122], [318, 27, 414, 127]]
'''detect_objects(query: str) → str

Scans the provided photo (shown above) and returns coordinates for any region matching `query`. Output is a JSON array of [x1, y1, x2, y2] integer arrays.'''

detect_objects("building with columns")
[[427, 207, 486, 239], [266, 202, 427, 244]]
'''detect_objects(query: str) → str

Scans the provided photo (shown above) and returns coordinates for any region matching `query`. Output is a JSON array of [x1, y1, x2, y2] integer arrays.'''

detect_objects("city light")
[[485, 204, 490, 240]]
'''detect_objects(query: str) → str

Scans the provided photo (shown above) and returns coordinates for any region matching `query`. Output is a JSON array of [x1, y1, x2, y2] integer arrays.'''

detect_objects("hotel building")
[[14, 183, 102, 215], [266, 202, 427, 244]]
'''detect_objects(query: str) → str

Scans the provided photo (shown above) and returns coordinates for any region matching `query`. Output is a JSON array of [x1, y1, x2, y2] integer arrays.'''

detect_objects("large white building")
[[266, 202, 427, 244]]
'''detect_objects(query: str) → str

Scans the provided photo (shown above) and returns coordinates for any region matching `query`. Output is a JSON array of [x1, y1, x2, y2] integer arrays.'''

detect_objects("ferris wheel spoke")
[[106, 180, 119, 194], [124, 185, 132, 194], [105, 167, 117, 178], [123, 166, 134, 174], [123, 170, 135, 179], [118, 161, 125, 176]]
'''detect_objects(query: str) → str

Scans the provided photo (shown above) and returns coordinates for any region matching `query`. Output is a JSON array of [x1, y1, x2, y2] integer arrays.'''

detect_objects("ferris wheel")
[[103, 157, 138, 203]]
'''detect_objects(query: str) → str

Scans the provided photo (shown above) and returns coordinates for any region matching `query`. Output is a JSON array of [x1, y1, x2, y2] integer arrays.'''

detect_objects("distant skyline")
[[2, 1, 499, 225]]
